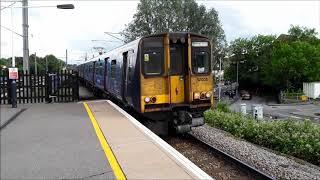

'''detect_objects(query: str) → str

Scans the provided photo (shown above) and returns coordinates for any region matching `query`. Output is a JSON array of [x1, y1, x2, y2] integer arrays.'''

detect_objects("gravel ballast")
[[191, 124, 320, 179]]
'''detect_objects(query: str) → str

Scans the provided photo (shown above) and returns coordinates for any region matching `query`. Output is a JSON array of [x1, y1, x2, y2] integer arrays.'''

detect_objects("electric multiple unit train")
[[78, 32, 214, 135]]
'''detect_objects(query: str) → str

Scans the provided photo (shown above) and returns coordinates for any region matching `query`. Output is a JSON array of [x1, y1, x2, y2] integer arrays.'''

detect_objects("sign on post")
[[8, 68, 19, 80]]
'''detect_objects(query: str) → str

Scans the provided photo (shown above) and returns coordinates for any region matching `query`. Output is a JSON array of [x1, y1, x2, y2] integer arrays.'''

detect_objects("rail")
[[188, 134, 276, 180]]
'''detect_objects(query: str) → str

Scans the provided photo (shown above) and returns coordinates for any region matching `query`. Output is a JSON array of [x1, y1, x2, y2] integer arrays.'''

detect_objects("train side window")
[[111, 60, 116, 78]]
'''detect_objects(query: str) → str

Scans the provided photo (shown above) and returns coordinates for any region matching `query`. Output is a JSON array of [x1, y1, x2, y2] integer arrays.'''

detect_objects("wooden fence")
[[0, 70, 79, 104]]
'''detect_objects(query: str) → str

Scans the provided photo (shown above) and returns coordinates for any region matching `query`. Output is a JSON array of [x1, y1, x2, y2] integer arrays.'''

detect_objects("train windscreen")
[[192, 51, 210, 74], [192, 41, 210, 74]]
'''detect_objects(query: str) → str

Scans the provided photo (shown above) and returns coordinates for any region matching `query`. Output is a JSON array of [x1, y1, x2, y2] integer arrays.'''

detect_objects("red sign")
[[8, 68, 18, 80]]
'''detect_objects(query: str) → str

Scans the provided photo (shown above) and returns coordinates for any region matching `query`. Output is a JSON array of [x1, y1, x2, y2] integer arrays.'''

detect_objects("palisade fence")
[[0, 70, 79, 104]]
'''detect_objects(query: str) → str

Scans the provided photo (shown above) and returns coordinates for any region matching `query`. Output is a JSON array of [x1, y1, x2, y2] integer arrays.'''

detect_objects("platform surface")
[[87, 100, 208, 179], [1, 101, 211, 180], [0, 103, 115, 179]]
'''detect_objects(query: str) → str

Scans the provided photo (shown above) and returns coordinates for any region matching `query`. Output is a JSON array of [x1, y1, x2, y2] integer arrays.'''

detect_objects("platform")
[[1, 100, 211, 179], [1, 103, 115, 179], [85, 100, 211, 179]]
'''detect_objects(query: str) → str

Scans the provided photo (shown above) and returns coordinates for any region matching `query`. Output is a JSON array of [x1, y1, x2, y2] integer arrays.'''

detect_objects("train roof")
[[79, 32, 210, 65], [144, 32, 210, 39]]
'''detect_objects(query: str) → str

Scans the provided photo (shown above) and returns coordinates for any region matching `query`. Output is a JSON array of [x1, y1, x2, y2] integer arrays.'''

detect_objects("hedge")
[[204, 109, 320, 166]]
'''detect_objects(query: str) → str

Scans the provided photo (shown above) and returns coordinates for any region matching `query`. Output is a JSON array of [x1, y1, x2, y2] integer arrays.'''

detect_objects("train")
[[78, 32, 214, 135]]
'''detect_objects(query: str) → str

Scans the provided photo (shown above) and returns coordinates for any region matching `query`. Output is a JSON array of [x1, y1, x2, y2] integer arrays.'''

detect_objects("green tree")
[[225, 25, 320, 92], [0, 58, 8, 69], [225, 35, 276, 89], [0, 55, 65, 73], [263, 40, 320, 90], [288, 25, 318, 42], [122, 0, 226, 65]]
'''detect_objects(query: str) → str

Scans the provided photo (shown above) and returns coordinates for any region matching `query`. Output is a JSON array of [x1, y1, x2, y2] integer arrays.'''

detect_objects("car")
[[240, 90, 251, 100]]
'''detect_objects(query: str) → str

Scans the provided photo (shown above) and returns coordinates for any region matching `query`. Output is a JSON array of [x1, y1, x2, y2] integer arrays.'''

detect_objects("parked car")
[[240, 90, 251, 100]]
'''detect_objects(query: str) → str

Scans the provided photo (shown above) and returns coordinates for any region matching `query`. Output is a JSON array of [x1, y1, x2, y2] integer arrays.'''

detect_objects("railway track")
[[164, 134, 275, 180]]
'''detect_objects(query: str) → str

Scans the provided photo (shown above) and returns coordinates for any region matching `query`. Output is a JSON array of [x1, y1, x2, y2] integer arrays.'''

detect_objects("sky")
[[1, 0, 319, 64]]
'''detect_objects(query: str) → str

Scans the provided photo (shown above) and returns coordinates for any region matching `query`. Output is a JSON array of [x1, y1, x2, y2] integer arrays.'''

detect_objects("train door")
[[169, 42, 186, 104], [126, 50, 134, 105], [121, 52, 128, 102], [104, 57, 109, 91]]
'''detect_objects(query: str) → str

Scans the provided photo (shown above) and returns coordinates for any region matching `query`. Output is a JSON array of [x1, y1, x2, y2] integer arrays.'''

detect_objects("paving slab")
[[0, 103, 115, 179]]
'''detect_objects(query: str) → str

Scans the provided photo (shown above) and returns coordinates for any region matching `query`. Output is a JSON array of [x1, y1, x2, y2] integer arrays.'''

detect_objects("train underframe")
[[143, 106, 207, 136]]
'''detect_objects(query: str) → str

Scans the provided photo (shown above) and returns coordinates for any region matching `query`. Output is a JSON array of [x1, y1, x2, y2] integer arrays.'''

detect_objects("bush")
[[215, 102, 231, 113], [204, 109, 320, 166]]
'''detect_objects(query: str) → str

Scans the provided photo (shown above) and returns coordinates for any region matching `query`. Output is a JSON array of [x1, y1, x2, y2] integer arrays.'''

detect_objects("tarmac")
[[0, 103, 115, 179], [230, 96, 320, 121]]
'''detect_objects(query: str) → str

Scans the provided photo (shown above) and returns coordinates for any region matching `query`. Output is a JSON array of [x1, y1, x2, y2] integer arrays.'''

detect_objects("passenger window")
[[111, 60, 116, 78], [192, 51, 209, 74], [143, 51, 162, 75]]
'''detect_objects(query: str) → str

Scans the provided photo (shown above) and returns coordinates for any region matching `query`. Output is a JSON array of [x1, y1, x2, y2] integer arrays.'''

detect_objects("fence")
[[0, 70, 79, 104], [279, 91, 308, 104]]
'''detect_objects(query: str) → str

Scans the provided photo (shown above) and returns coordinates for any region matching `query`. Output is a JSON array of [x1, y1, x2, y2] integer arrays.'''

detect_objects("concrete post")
[[22, 0, 29, 72]]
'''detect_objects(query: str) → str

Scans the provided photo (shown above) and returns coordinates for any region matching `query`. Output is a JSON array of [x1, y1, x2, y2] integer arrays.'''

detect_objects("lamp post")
[[10, 5, 17, 108], [19, 1, 75, 72], [3, 2, 74, 108]]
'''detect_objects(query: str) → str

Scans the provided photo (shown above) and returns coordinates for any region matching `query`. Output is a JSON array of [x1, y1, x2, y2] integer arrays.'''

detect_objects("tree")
[[288, 25, 318, 42], [225, 25, 320, 92], [263, 40, 320, 90], [0, 55, 65, 73], [122, 0, 226, 65], [225, 35, 276, 89]]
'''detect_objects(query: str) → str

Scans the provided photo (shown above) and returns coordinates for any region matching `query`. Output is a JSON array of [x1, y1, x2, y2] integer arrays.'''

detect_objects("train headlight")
[[193, 92, 200, 99], [206, 91, 212, 98], [144, 97, 150, 103]]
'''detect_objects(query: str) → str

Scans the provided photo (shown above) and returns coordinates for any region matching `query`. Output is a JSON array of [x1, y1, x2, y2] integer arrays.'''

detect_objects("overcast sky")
[[1, 0, 319, 64]]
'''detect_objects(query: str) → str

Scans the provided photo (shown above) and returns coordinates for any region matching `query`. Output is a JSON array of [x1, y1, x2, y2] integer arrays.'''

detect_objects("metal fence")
[[0, 70, 79, 104], [279, 91, 307, 104]]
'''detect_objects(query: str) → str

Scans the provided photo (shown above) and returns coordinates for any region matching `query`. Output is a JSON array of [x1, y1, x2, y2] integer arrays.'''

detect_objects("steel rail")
[[188, 133, 276, 180]]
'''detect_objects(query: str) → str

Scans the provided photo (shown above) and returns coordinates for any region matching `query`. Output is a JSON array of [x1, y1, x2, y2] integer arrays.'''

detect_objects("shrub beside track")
[[204, 109, 320, 166]]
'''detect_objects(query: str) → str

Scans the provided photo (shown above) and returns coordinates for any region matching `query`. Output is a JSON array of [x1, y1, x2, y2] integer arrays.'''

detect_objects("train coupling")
[[174, 111, 205, 134]]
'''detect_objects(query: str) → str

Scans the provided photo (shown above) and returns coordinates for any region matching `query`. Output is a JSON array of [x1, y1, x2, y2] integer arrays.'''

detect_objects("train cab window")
[[143, 51, 162, 75], [111, 60, 116, 78], [192, 51, 209, 74]]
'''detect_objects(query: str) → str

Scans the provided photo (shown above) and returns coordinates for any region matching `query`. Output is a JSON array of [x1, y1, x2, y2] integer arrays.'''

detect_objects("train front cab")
[[140, 33, 213, 135]]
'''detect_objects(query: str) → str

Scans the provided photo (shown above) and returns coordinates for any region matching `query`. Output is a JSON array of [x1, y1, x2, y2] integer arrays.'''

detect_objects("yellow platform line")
[[83, 102, 126, 180]]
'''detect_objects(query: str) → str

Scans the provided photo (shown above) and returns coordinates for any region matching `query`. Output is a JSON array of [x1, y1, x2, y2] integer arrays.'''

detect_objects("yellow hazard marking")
[[83, 102, 126, 180]]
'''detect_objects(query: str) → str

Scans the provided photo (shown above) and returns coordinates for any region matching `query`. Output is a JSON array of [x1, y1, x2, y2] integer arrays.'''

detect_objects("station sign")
[[8, 68, 19, 80]]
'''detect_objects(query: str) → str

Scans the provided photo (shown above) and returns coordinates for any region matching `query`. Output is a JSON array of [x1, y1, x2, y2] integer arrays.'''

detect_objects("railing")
[[0, 70, 79, 104], [279, 91, 308, 104]]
